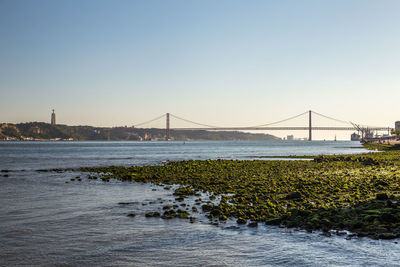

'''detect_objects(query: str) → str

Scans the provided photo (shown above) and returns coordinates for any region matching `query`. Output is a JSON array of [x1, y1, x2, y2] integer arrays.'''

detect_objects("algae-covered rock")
[[219, 215, 228, 221], [201, 204, 213, 212], [176, 209, 189, 219], [80, 146, 400, 239], [145, 212, 160, 217], [237, 218, 247, 224], [162, 210, 177, 219], [173, 187, 199, 199]]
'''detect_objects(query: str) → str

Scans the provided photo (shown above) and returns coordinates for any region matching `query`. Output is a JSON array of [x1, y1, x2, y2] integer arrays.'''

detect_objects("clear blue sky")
[[1, 0, 399, 139]]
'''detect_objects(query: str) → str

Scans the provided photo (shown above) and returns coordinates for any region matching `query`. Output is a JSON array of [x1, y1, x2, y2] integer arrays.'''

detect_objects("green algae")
[[173, 186, 200, 199], [363, 142, 400, 151], [277, 196, 400, 239], [251, 155, 316, 159], [80, 144, 400, 239], [145, 212, 160, 217], [159, 209, 189, 219], [162, 210, 177, 219]]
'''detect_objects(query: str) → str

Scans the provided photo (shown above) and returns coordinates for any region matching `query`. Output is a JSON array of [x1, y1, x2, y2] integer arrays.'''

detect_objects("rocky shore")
[[80, 143, 400, 239]]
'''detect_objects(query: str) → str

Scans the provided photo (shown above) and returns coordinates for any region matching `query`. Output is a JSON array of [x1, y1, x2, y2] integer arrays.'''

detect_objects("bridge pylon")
[[309, 110, 312, 141], [166, 113, 170, 141]]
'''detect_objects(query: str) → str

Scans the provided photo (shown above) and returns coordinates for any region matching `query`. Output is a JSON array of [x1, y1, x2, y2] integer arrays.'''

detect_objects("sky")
[[1, 0, 399, 139]]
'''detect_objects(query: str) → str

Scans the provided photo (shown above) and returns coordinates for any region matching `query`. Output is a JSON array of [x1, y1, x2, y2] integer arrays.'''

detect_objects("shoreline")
[[76, 143, 400, 240]]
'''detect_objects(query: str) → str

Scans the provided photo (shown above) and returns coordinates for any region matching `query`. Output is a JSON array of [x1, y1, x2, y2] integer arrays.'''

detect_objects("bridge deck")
[[170, 127, 391, 131]]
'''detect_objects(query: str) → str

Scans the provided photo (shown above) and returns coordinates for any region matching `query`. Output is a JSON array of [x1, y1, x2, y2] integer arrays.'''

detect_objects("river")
[[0, 141, 399, 266]]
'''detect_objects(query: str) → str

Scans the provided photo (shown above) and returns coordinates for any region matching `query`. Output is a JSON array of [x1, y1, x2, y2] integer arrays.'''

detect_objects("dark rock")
[[376, 193, 388, 200], [248, 222, 258, 227], [380, 212, 397, 223], [346, 234, 357, 240], [201, 204, 213, 212], [237, 218, 247, 224], [119, 202, 129, 205], [336, 230, 347, 236], [219, 215, 228, 221], [265, 218, 281, 225], [386, 200, 394, 207], [210, 209, 220, 217], [321, 231, 331, 237], [285, 192, 302, 200], [378, 233, 398, 239]]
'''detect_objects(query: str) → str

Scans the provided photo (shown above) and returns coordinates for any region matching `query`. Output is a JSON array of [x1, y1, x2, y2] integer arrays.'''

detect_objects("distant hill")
[[0, 122, 280, 141]]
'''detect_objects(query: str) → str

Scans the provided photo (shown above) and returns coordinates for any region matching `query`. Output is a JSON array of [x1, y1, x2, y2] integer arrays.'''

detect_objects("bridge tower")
[[166, 113, 170, 141], [308, 110, 312, 141]]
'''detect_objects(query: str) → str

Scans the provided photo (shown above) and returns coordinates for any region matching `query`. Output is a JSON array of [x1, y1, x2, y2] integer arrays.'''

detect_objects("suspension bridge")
[[133, 110, 393, 141]]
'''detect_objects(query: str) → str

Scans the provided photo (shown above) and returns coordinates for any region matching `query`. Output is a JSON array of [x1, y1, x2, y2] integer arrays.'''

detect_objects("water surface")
[[1, 141, 399, 266]]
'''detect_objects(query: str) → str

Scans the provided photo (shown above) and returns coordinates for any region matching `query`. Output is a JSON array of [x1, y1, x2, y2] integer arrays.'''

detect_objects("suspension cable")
[[169, 114, 219, 128], [312, 111, 388, 129], [311, 111, 351, 125], [252, 111, 309, 127], [172, 111, 310, 128], [133, 114, 165, 127]]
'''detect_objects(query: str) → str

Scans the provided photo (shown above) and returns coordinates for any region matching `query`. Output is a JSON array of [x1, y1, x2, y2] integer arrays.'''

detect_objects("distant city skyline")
[[1, 0, 399, 140]]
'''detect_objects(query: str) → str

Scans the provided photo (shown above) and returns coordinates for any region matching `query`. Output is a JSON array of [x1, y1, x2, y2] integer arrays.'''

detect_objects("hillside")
[[0, 122, 280, 141]]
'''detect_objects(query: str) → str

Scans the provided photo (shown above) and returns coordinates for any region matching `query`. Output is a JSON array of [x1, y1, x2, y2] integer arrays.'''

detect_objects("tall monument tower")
[[51, 109, 56, 125]]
